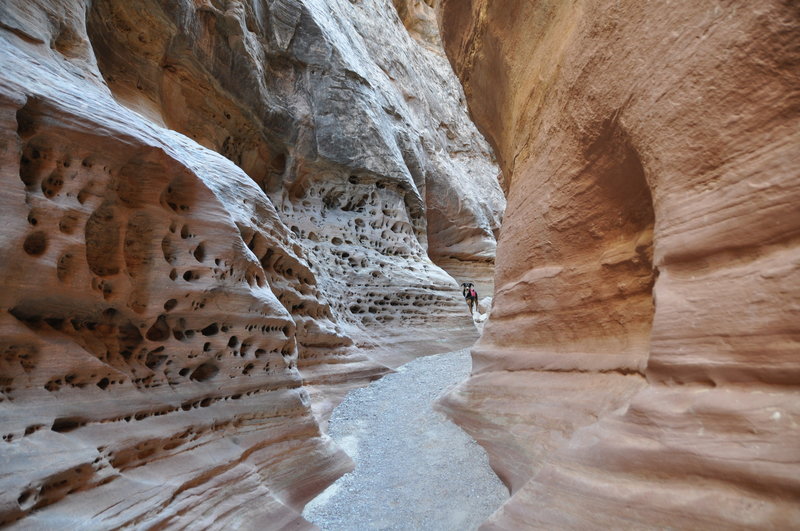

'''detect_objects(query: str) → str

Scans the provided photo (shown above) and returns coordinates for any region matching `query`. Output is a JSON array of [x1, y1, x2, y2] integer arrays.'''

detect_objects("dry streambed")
[[303, 348, 507, 530]]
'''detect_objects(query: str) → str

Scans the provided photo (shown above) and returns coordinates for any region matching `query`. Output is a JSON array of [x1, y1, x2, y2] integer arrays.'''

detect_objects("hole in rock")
[[193, 243, 206, 262], [23, 232, 47, 256], [51, 417, 82, 433], [190, 361, 218, 382], [201, 323, 219, 336], [16, 100, 38, 138], [17, 489, 34, 507], [162, 236, 177, 264], [271, 152, 287, 174], [145, 349, 168, 370], [38, 316, 63, 331], [41, 171, 64, 198], [52, 23, 83, 58], [145, 315, 170, 342]]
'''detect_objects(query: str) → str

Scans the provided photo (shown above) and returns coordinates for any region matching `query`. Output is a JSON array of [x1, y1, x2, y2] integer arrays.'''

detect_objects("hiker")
[[461, 282, 478, 315]]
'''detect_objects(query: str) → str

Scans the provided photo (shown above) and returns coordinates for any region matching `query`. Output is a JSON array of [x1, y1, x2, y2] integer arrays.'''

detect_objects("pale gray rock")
[[0, 0, 503, 527], [477, 296, 492, 315]]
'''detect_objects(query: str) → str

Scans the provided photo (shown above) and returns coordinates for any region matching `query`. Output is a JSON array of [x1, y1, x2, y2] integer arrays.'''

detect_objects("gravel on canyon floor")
[[302, 348, 508, 530]]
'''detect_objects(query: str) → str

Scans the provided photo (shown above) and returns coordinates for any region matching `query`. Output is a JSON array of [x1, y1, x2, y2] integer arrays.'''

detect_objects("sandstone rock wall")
[[437, 0, 800, 528], [0, 0, 503, 526]]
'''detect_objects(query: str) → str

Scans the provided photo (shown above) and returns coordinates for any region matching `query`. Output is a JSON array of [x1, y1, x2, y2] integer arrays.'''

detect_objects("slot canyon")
[[0, 0, 797, 529]]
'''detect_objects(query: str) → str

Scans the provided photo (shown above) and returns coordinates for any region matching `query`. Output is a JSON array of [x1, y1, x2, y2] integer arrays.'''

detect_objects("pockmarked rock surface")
[[0, 0, 502, 527], [437, 1, 800, 528], [303, 349, 508, 531]]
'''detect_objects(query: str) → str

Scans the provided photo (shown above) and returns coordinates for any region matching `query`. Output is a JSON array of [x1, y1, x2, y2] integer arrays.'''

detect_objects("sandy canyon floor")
[[303, 348, 507, 530]]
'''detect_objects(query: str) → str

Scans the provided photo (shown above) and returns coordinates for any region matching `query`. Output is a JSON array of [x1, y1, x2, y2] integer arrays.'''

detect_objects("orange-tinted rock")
[[438, 0, 800, 527], [0, 0, 502, 526], [0, 88, 351, 528], [392, 0, 441, 48]]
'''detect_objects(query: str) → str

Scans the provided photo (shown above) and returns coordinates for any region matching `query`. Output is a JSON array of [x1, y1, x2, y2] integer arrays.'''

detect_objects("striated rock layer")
[[437, 0, 800, 528], [0, 0, 503, 527]]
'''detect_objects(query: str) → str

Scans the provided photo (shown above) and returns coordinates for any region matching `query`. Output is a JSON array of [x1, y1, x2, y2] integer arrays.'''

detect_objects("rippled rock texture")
[[438, 1, 800, 528], [0, 0, 502, 526]]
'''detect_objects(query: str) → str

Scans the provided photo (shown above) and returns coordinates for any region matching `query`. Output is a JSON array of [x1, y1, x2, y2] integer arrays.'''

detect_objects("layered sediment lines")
[[0, 0, 503, 526], [437, 1, 800, 528]]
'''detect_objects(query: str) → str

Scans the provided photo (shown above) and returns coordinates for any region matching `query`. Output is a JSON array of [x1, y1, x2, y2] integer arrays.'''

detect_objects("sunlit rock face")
[[0, 0, 502, 526], [437, 0, 800, 528]]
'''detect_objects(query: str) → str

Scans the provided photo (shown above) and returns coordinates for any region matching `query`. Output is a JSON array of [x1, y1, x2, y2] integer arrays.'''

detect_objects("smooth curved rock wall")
[[437, 1, 800, 528], [0, 0, 503, 526]]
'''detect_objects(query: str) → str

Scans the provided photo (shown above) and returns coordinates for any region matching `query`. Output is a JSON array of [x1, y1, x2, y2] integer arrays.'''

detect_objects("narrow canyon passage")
[[3, 0, 795, 528], [303, 348, 508, 530], [0, 1, 508, 527]]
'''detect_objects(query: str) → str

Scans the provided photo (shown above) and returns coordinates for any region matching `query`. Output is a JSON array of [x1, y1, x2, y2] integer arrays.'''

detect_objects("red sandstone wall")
[[438, 1, 800, 527]]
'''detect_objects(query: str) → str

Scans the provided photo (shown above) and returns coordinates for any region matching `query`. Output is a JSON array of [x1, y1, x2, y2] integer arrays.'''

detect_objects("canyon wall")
[[0, 0, 503, 527], [437, 1, 800, 528]]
